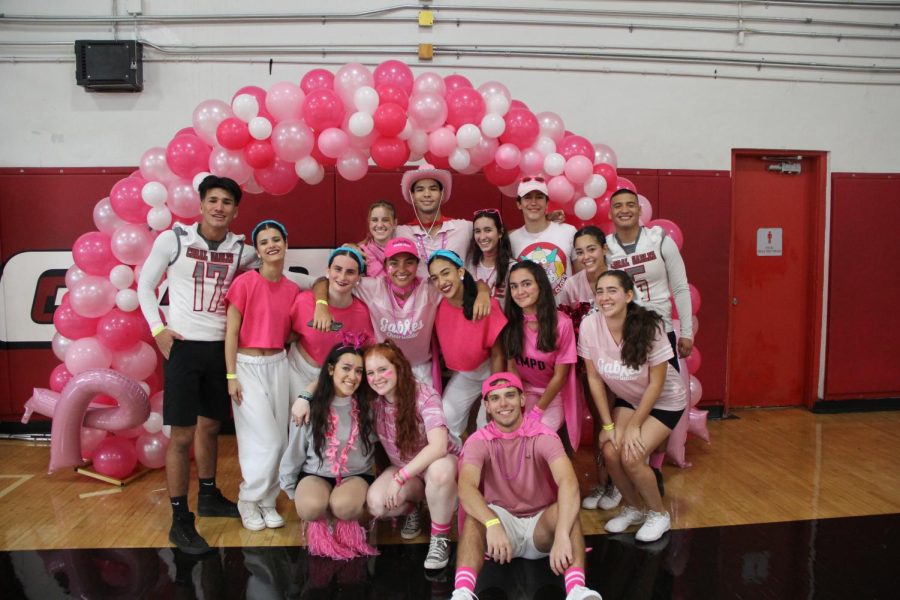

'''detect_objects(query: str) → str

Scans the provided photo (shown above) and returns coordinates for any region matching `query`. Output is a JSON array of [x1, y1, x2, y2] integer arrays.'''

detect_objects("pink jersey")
[[462, 425, 566, 517], [225, 270, 299, 348], [434, 298, 507, 372], [577, 312, 687, 412], [374, 383, 460, 467], [358, 239, 387, 279], [290, 291, 375, 365], [512, 312, 577, 390], [354, 277, 441, 366]]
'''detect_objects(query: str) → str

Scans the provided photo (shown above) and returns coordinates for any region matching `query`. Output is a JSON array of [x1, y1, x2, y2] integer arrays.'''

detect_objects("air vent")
[[75, 40, 143, 92]]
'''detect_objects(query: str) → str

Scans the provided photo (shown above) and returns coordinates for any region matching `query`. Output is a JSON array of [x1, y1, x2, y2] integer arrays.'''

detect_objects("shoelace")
[[427, 536, 449, 558]]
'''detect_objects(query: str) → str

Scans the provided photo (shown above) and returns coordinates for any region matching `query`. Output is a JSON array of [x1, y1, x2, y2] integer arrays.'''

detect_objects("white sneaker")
[[401, 505, 422, 540], [581, 486, 604, 509], [635, 510, 670, 542], [598, 484, 622, 511], [450, 589, 478, 600], [604, 505, 645, 534], [423, 533, 450, 569], [566, 584, 603, 600], [259, 505, 284, 529], [237, 500, 266, 531]]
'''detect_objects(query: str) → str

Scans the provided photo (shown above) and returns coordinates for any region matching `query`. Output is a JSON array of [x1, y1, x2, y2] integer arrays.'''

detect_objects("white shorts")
[[488, 503, 548, 560]]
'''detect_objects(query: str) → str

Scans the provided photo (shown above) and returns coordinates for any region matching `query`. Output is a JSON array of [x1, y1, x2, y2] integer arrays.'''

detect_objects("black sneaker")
[[652, 467, 665, 497], [169, 512, 211, 555], [197, 488, 240, 518]]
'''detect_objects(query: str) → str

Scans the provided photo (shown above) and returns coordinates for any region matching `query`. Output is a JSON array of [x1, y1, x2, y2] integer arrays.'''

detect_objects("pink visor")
[[481, 372, 524, 398]]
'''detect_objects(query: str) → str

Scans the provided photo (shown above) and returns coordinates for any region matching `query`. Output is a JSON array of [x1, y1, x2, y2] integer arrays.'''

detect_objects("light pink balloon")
[[65, 265, 88, 290], [547, 175, 576, 204], [688, 408, 710, 442], [135, 431, 169, 469], [468, 136, 499, 167], [408, 92, 448, 133], [69, 276, 117, 319], [192, 99, 233, 146], [93, 197, 127, 235], [518, 148, 544, 176], [477, 80, 511, 102], [413, 71, 446, 96], [52, 332, 74, 361], [208, 146, 253, 184], [536, 111, 566, 143], [139, 147, 179, 185], [637, 194, 653, 223], [65, 337, 114, 374], [427, 127, 457, 157], [81, 426, 109, 459], [271, 119, 314, 161], [564, 155, 593, 184], [336, 148, 369, 181], [689, 375, 703, 407], [317, 127, 350, 159], [112, 341, 158, 381], [494, 143, 522, 170], [111, 223, 155, 266], [593, 143, 618, 168], [167, 180, 200, 218], [334, 62, 374, 109], [265, 81, 305, 121], [665, 405, 691, 468]]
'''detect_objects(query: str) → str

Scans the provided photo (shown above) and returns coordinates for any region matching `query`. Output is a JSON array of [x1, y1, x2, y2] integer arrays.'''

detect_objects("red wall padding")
[[825, 174, 900, 400]]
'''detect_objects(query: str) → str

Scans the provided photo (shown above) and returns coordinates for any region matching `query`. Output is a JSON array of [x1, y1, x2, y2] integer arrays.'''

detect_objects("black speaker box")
[[75, 40, 143, 92]]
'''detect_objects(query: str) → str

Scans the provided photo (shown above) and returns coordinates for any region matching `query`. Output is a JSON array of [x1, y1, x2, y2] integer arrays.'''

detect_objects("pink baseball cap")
[[516, 176, 549, 199], [383, 237, 420, 261], [482, 372, 524, 399]]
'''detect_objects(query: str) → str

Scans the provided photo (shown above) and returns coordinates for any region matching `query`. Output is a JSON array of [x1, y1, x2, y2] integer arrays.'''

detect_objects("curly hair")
[[309, 343, 375, 461], [597, 270, 663, 370], [503, 260, 559, 357], [363, 341, 422, 462]]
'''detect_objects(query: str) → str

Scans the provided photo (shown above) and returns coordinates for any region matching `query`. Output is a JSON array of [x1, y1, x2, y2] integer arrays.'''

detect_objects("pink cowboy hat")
[[399, 164, 453, 206]]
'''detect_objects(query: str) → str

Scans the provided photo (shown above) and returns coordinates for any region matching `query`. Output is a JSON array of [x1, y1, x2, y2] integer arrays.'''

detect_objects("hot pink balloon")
[[593, 163, 618, 190], [265, 81, 305, 122], [557, 134, 594, 161], [408, 92, 448, 133], [54, 295, 99, 340], [688, 408, 710, 442], [500, 108, 540, 149], [72, 232, 118, 276], [302, 89, 346, 131], [482, 162, 520, 187], [373, 60, 414, 95], [166, 135, 211, 180], [92, 198, 126, 236], [564, 155, 593, 184], [445, 87, 486, 129], [254, 159, 299, 196], [92, 436, 138, 479], [317, 127, 350, 159], [243, 140, 276, 170], [110, 223, 154, 266], [271, 119, 314, 161], [192, 99, 233, 146], [49, 363, 74, 393], [494, 143, 522, 170], [168, 180, 200, 218], [685, 346, 702, 375], [376, 84, 409, 110], [300, 68, 335, 94], [649, 218, 684, 250], [370, 137, 410, 169], [173, 126, 197, 138], [110, 176, 151, 224], [139, 147, 178, 185], [615, 176, 637, 194], [96, 308, 146, 352], [373, 102, 406, 137], [69, 277, 117, 319], [216, 117, 251, 150], [510, 99, 529, 110], [444, 74, 473, 92], [334, 62, 374, 109], [547, 175, 576, 204], [135, 431, 169, 469]]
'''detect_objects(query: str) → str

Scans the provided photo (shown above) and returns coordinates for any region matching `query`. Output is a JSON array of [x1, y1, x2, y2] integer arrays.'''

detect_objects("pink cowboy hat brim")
[[400, 165, 453, 206]]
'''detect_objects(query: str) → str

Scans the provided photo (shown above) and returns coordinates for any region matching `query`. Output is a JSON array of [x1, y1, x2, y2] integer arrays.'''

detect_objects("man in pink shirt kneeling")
[[452, 373, 602, 600]]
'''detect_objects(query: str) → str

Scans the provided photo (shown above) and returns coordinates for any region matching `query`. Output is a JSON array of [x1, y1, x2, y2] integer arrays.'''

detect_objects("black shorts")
[[666, 331, 680, 372], [613, 398, 684, 430], [298, 472, 375, 487], [163, 339, 230, 427]]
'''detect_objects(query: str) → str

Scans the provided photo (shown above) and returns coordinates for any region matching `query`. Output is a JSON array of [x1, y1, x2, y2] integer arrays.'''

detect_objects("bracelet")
[[226, 373, 237, 380], [151, 325, 166, 337], [315, 299, 328, 306], [297, 391, 313, 401], [484, 518, 500, 528], [398, 467, 411, 483], [602, 422, 615, 431], [393, 472, 406, 486]]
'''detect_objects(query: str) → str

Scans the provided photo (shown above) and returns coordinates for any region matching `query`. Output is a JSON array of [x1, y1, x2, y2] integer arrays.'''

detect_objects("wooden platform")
[[1, 408, 899, 551]]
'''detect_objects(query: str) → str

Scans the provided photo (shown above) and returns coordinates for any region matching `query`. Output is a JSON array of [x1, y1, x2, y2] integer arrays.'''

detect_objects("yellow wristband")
[[226, 373, 237, 380], [315, 299, 328, 306], [602, 423, 615, 431], [485, 518, 500, 528], [151, 325, 166, 337]]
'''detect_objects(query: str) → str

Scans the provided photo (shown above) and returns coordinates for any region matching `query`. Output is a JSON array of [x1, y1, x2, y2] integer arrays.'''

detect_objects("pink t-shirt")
[[512, 312, 577, 390], [290, 291, 375, 365], [374, 383, 460, 467], [434, 298, 507, 372], [577, 312, 687, 412], [354, 277, 441, 366], [225, 270, 299, 348], [462, 429, 566, 517]]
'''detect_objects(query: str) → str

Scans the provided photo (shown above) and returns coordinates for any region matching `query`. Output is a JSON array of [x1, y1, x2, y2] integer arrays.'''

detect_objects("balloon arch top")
[[41, 60, 706, 476]]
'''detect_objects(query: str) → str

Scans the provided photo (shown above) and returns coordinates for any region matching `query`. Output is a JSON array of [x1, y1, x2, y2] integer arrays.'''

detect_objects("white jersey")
[[604, 226, 693, 339], [139, 222, 255, 341], [509, 221, 577, 298]]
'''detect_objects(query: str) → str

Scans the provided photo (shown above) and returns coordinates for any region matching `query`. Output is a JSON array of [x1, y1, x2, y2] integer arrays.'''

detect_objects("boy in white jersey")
[[509, 177, 577, 299], [138, 175, 255, 554]]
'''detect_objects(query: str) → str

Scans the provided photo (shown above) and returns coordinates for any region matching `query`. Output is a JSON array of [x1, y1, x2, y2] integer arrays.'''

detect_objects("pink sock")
[[649, 451, 665, 470], [431, 520, 451, 536], [564, 567, 585, 593], [455, 566, 477, 592]]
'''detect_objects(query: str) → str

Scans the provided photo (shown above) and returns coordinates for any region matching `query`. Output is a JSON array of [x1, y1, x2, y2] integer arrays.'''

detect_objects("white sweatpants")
[[233, 352, 290, 506], [411, 360, 434, 387], [442, 361, 491, 439], [287, 344, 321, 400]]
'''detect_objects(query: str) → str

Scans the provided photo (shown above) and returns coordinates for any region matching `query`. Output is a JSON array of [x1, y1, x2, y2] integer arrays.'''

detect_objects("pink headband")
[[481, 372, 524, 399]]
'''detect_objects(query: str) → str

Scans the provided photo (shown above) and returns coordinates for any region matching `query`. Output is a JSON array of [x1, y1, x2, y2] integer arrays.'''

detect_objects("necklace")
[[324, 396, 360, 485]]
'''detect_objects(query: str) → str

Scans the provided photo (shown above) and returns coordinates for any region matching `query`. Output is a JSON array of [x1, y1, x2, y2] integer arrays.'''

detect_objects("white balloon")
[[353, 86, 379, 114], [481, 113, 506, 138], [115, 289, 139, 312], [348, 111, 375, 137], [543, 153, 566, 176], [534, 136, 557, 157], [147, 206, 172, 231], [232, 93, 259, 122], [109, 264, 134, 290], [485, 93, 511, 116], [408, 129, 429, 156], [248, 116, 273, 140], [574, 197, 598, 220], [52, 333, 73, 362], [397, 120, 414, 140], [141, 181, 168, 207], [303, 165, 326, 185], [139, 382, 151, 396], [449, 148, 471, 171], [583, 174, 608, 198], [456, 124, 482, 149], [143, 412, 164, 433], [192, 172, 211, 191], [295, 156, 321, 180]]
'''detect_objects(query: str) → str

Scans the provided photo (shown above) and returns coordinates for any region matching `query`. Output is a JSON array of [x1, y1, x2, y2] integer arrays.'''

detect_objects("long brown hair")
[[363, 341, 421, 461], [597, 270, 663, 370], [503, 261, 559, 357]]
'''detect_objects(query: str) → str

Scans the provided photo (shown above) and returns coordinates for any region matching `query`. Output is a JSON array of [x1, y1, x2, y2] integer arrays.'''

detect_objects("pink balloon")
[[208, 146, 253, 184], [54, 295, 99, 340], [445, 87, 486, 129], [317, 127, 350, 159], [547, 175, 576, 204], [376, 84, 409, 110], [373, 102, 406, 137], [72, 232, 118, 276], [593, 163, 618, 190], [254, 159, 300, 196], [519, 148, 544, 176], [165, 135, 211, 180], [115, 424, 144, 439], [192, 99, 233, 146], [500, 108, 540, 149], [65, 337, 113, 374], [96, 308, 146, 352], [334, 62, 374, 108], [139, 147, 178, 185], [536, 112, 566, 143], [173, 127, 197, 138], [558, 135, 594, 161], [665, 407, 691, 468], [615, 176, 637, 194], [685, 346, 702, 375], [649, 218, 684, 250], [265, 81, 305, 122], [373, 60, 414, 95], [69, 276, 117, 319], [167, 180, 200, 218], [49, 363, 74, 393], [494, 143, 522, 170], [300, 68, 335, 94], [593, 143, 618, 168], [688, 408, 710, 442], [81, 426, 109, 460], [92, 198, 126, 236], [408, 92, 448, 133], [476, 81, 511, 103], [468, 136, 499, 167], [110, 223, 154, 266], [302, 89, 346, 131], [110, 177, 151, 224], [427, 127, 457, 158], [692, 315, 700, 336], [216, 117, 251, 150], [370, 137, 410, 169], [564, 155, 593, 184], [482, 162, 520, 187], [271, 119, 314, 161], [135, 431, 169, 469], [92, 436, 138, 479], [112, 341, 158, 382], [231, 86, 274, 121], [335, 149, 369, 182], [444, 74, 473, 92], [243, 140, 276, 170], [637, 194, 653, 224], [689, 375, 703, 407], [689, 284, 701, 314], [149, 391, 164, 414]]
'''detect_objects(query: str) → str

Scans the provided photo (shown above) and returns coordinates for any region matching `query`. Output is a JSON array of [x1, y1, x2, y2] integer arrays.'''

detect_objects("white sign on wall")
[[757, 228, 783, 256]]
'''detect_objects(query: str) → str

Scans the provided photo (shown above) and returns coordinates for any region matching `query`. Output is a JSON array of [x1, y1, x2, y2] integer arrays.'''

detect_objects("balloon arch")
[[26, 60, 708, 477]]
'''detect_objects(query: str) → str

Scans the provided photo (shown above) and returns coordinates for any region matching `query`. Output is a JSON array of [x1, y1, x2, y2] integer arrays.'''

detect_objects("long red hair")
[[364, 340, 421, 461]]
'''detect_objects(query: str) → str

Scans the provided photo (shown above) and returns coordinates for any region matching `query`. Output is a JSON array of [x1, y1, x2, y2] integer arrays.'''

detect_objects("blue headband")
[[252, 219, 288, 244], [329, 246, 367, 275], [428, 249, 464, 268]]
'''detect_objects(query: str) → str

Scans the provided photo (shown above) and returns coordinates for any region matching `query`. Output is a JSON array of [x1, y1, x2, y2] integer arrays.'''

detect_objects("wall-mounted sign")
[[757, 228, 783, 256]]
